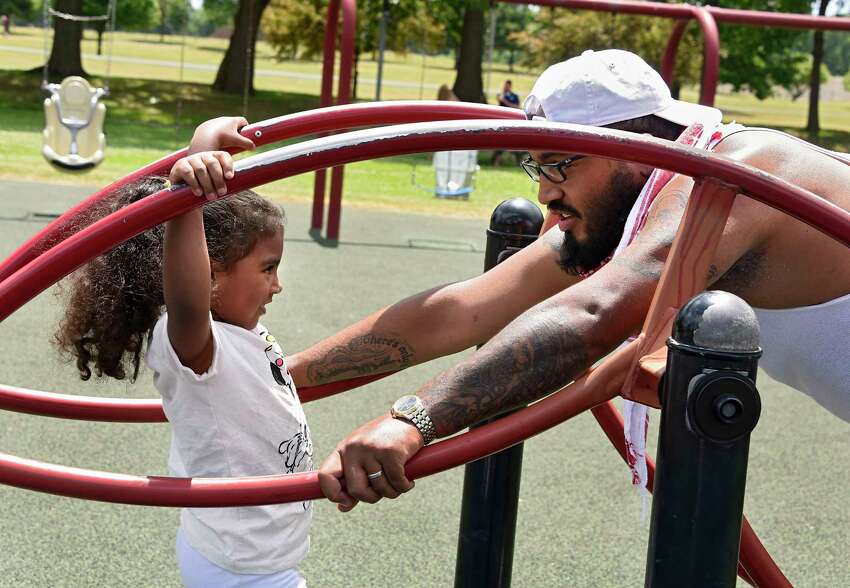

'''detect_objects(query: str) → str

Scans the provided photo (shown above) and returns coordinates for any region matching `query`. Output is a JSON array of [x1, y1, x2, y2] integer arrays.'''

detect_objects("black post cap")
[[671, 290, 760, 353], [488, 198, 544, 237]]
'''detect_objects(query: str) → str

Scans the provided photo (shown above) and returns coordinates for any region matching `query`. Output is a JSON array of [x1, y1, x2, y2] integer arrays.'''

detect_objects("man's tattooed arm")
[[418, 297, 603, 436], [302, 333, 416, 385], [414, 184, 698, 435]]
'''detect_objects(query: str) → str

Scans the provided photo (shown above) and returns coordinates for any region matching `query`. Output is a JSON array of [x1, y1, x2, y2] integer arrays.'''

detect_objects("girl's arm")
[[164, 117, 255, 374]]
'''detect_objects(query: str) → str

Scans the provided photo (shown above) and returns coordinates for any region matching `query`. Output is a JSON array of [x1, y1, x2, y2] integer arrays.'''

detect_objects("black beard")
[[559, 168, 645, 275]]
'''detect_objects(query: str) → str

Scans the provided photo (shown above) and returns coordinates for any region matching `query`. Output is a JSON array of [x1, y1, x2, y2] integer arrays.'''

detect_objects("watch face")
[[394, 395, 419, 415]]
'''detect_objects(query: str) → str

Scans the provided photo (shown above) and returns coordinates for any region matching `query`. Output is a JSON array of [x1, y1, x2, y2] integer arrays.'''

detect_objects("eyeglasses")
[[520, 154, 586, 183]]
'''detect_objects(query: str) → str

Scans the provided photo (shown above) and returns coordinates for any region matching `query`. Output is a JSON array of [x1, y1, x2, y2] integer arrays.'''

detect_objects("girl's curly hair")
[[54, 177, 284, 382]]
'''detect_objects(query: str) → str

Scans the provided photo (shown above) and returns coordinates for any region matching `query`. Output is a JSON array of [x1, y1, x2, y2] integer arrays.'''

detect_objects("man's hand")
[[318, 414, 423, 512]]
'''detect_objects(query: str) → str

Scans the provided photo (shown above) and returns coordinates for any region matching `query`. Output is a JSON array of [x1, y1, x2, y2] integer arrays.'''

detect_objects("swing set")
[[38, 0, 249, 172], [40, 0, 116, 171]]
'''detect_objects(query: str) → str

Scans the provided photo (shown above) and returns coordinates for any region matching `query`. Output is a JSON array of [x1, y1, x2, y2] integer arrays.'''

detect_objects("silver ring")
[[367, 470, 384, 480]]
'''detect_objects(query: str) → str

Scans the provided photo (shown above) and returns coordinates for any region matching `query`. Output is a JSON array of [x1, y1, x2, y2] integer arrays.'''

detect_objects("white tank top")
[[754, 292, 850, 422]]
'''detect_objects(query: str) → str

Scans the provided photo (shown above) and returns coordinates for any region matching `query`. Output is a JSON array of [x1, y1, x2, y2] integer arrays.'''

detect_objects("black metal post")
[[646, 291, 762, 588], [454, 198, 543, 588]]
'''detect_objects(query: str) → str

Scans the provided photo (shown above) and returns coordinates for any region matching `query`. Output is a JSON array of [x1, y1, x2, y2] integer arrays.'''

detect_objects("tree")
[[823, 24, 850, 76], [261, 0, 442, 99], [45, 0, 86, 79], [261, 0, 325, 61], [262, 0, 441, 61], [213, 0, 271, 95], [84, 0, 154, 55], [356, 0, 419, 59], [493, 3, 532, 72], [395, 1, 445, 55], [704, 0, 810, 99], [451, 0, 488, 102], [352, 0, 443, 99], [189, 0, 236, 36], [0, 0, 34, 21], [511, 9, 705, 91], [808, 0, 831, 134]]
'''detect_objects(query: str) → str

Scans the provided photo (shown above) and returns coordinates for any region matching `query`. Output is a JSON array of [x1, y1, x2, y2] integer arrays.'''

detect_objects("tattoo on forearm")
[[305, 333, 415, 384], [422, 310, 590, 435]]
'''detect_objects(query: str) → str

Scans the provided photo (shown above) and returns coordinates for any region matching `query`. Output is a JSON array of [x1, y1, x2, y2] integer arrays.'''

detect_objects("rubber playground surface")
[[0, 180, 847, 587]]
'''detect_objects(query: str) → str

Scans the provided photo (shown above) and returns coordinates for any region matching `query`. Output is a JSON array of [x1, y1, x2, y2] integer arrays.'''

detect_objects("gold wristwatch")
[[391, 395, 437, 445]]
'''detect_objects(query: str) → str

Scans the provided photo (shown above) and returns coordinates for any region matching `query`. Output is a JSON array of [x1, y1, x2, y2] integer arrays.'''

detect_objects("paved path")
[[0, 180, 846, 587]]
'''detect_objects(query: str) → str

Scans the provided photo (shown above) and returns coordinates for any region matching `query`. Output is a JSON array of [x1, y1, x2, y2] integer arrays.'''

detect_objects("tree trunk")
[[452, 7, 485, 103], [96, 24, 104, 56], [213, 0, 271, 95], [671, 81, 681, 100], [158, 0, 166, 42], [352, 42, 360, 101], [46, 0, 86, 79], [806, 0, 829, 135]]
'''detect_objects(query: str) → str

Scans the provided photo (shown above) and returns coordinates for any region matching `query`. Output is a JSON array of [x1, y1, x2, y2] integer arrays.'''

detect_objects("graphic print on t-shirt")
[[278, 422, 313, 475], [260, 331, 293, 392]]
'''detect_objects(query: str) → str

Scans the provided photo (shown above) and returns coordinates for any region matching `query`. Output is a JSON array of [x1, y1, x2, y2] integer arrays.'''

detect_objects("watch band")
[[407, 405, 437, 445], [391, 396, 438, 445]]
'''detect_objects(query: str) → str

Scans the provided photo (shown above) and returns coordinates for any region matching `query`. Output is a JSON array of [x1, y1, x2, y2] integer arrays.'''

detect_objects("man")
[[498, 79, 520, 109], [492, 79, 523, 166], [286, 50, 850, 511]]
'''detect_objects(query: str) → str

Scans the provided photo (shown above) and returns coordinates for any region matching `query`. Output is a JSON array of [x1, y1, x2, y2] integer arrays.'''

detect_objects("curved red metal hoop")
[[0, 372, 392, 422], [0, 102, 525, 285], [1, 120, 838, 585], [503, 0, 850, 31], [0, 120, 848, 425], [0, 341, 635, 506], [3, 121, 847, 321], [657, 7, 721, 106], [0, 121, 847, 504], [691, 7, 720, 106]]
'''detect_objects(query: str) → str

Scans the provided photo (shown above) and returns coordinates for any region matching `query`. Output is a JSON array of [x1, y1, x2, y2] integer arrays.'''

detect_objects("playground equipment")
[[413, 150, 481, 199], [456, 198, 543, 587], [311, 0, 850, 242], [40, 0, 116, 171], [42, 76, 107, 171], [0, 102, 848, 585]]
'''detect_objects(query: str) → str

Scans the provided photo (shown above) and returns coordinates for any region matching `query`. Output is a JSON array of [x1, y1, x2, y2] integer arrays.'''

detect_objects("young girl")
[[55, 117, 313, 588]]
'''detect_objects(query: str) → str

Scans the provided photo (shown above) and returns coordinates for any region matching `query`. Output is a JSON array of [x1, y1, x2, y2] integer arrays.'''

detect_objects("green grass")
[[2, 26, 850, 219], [0, 68, 535, 218], [0, 26, 541, 100]]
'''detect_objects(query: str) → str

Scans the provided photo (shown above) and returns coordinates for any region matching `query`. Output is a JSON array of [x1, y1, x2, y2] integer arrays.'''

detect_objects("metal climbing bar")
[[0, 339, 637, 506], [502, 0, 850, 31], [312, 0, 356, 239], [0, 120, 848, 424], [0, 372, 391, 422], [2, 120, 848, 324]]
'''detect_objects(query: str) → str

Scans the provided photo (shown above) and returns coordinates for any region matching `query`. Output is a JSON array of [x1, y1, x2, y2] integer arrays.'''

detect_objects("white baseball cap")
[[524, 49, 722, 128]]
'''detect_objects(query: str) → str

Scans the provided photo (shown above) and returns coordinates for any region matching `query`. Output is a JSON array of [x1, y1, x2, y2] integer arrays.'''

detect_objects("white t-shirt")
[[146, 313, 313, 574]]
